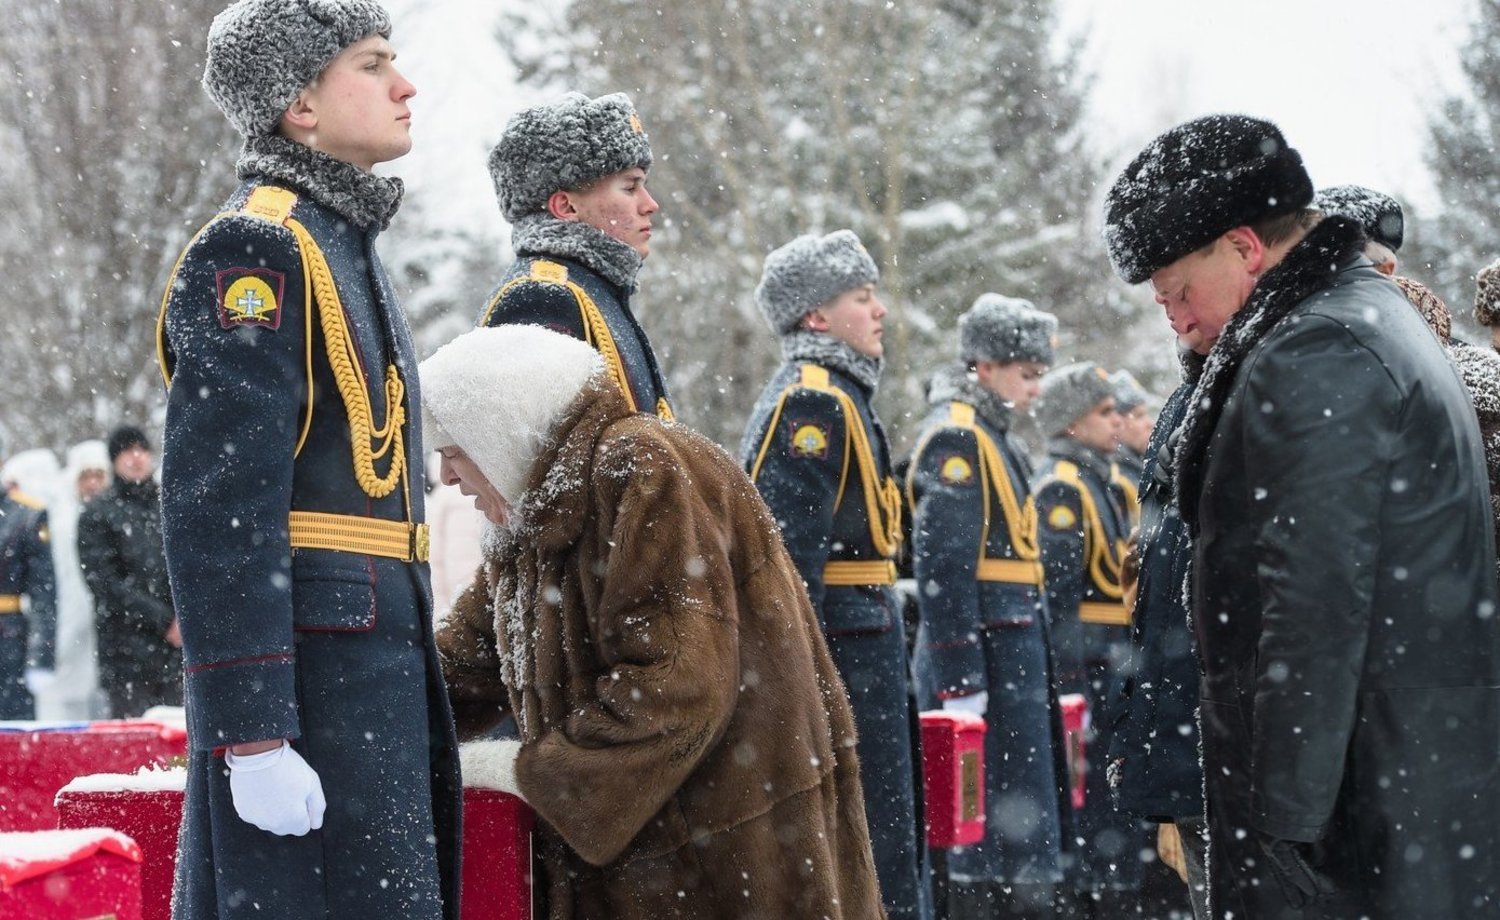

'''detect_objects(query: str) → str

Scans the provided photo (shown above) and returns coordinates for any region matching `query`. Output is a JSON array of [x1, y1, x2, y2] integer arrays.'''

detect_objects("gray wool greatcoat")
[[1177, 216, 1500, 919], [438, 378, 886, 920], [159, 151, 460, 920]]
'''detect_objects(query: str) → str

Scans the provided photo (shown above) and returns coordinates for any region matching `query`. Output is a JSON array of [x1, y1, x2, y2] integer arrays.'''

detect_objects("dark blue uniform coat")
[[158, 177, 460, 919], [0, 492, 55, 719], [1105, 382, 1203, 823], [908, 399, 1069, 885], [1035, 441, 1149, 892], [480, 254, 672, 418], [742, 361, 932, 920]]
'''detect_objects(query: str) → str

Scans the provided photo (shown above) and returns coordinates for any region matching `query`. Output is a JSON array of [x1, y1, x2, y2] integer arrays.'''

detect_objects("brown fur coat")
[[438, 378, 885, 920]]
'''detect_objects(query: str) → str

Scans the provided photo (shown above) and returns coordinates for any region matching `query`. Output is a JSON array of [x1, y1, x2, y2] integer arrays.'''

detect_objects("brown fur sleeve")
[[436, 565, 511, 739]]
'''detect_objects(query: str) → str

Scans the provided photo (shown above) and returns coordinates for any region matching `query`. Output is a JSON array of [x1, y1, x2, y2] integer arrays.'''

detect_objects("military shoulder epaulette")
[[9, 490, 44, 510]]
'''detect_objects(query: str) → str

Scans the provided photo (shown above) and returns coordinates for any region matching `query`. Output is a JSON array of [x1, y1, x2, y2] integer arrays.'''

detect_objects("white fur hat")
[[419, 326, 605, 503]]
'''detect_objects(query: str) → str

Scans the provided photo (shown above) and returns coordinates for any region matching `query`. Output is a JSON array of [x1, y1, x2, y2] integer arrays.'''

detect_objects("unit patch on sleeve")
[[1047, 504, 1078, 530], [939, 455, 974, 485], [216, 267, 285, 330], [789, 421, 830, 460]]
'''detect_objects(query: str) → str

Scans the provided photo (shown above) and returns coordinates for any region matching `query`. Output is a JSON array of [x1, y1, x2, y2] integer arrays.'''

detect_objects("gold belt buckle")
[[413, 523, 431, 563]]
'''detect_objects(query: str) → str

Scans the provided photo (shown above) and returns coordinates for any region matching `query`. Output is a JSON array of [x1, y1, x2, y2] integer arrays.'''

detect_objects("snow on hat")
[[1314, 185, 1404, 251], [203, 0, 392, 138], [1, 448, 61, 504], [1103, 114, 1314, 285], [1109, 369, 1150, 414], [958, 293, 1057, 366], [1033, 362, 1116, 438], [755, 230, 879, 335], [1476, 256, 1500, 327], [420, 325, 605, 504], [488, 93, 653, 223], [1394, 276, 1452, 342]]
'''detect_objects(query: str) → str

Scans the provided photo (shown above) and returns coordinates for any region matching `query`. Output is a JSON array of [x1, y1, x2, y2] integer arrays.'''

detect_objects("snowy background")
[[0, 0, 1493, 456]]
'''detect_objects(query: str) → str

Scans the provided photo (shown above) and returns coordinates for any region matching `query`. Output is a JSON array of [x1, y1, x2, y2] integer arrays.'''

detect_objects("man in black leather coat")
[[1103, 114, 1500, 920]]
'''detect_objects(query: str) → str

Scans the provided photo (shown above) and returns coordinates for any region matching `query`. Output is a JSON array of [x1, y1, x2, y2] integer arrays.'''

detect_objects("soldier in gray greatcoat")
[[158, 2, 459, 916]]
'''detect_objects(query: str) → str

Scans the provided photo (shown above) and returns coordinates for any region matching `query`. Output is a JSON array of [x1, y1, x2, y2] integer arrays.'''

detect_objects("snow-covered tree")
[[1416, 0, 1500, 330], [0, 1, 236, 452], [503, 0, 1121, 447]]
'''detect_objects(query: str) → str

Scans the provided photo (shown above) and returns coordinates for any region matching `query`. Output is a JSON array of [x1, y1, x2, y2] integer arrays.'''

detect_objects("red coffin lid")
[[0, 828, 143, 889]]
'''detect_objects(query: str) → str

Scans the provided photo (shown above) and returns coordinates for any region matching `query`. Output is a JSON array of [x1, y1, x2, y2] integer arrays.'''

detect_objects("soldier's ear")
[[281, 91, 318, 133], [801, 310, 829, 333], [547, 190, 579, 222]]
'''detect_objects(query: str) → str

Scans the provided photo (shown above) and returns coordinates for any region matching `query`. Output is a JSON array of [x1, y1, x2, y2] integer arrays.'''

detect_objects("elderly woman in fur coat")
[[421, 325, 885, 920]]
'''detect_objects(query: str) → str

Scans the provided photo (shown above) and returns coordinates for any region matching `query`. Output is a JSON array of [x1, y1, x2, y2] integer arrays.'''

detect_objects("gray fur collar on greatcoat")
[[238, 134, 403, 232], [1171, 215, 1366, 532], [928, 363, 1015, 433], [509, 214, 644, 294], [780, 330, 883, 393]]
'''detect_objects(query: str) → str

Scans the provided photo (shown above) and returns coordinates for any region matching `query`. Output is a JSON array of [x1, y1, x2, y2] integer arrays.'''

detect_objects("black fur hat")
[[203, 0, 392, 138], [1103, 115, 1314, 284], [958, 293, 1057, 365], [488, 93, 653, 223], [1315, 185, 1404, 251]]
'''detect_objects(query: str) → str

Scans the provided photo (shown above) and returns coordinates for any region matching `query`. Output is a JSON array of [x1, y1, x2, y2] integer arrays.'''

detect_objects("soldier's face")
[[113, 446, 154, 484], [290, 35, 416, 171], [806, 284, 887, 358], [1066, 398, 1121, 454], [979, 360, 1047, 412], [1121, 405, 1154, 454], [560, 168, 658, 258], [438, 446, 511, 527]]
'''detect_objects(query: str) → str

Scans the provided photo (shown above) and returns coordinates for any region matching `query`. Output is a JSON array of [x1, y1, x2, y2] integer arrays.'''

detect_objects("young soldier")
[[0, 447, 56, 720], [1107, 369, 1153, 527], [156, 1, 459, 916], [741, 230, 931, 920], [480, 92, 672, 418], [1031, 363, 1148, 918], [907, 294, 1069, 920]]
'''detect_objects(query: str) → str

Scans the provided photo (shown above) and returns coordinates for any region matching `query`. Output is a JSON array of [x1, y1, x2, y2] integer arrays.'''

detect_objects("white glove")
[[226, 742, 326, 836], [459, 738, 525, 802], [942, 691, 989, 716], [24, 668, 56, 696]]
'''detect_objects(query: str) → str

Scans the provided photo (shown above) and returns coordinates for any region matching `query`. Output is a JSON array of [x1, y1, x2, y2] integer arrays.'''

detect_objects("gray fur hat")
[[489, 93, 653, 223], [1314, 185, 1403, 251], [1034, 362, 1116, 437], [203, 0, 392, 138], [755, 230, 879, 335], [1109, 369, 1150, 414], [958, 293, 1057, 365]]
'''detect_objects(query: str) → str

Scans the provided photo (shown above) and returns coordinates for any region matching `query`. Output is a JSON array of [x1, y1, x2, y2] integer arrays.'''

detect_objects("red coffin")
[[0, 827, 143, 920], [57, 780, 536, 920], [1058, 693, 1090, 811], [919, 710, 987, 848], [0, 721, 187, 832]]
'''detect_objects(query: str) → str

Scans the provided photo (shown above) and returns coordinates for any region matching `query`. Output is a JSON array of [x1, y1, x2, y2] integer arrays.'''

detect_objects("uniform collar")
[[510, 214, 643, 295], [779, 330, 883, 393], [237, 135, 404, 232], [927, 363, 1014, 433]]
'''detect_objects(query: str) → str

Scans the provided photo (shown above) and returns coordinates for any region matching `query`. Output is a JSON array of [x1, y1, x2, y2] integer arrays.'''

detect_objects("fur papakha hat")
[[203, 0, 392, 138], [1109, 369, 1150, 414], [421, 325, 605, 506], [1314, 185, 1404, 251], [1394, 276, 1452, 342], [488, 93, 653, 223], [1476, 257, 1500, 327], [1103, 114, 1314, 284], [958, 293, 1057, 366], [755, 230, 879, 335], [1034, 362, 1116, 438]]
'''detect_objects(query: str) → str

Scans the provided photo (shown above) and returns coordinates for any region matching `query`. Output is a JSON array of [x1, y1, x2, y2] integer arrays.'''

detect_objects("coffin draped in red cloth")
[[0, 826, 143, 919], [919, 710, 987, 848]]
